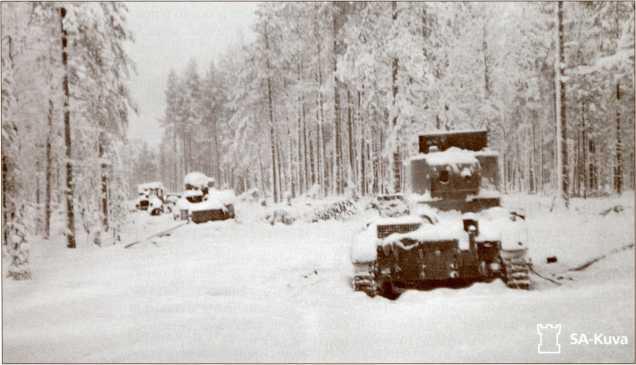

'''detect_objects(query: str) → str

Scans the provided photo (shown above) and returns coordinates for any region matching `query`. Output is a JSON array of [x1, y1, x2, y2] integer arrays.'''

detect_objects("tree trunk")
[[309, 137, 315, 186], [60, 7, 76, 248], [371, 109, 380, 194], [482, 22, 491, 98], [187, 130, 193, 173], [264, 24, 278, 203], [317, 64, 327, 196], [347, 88, 354, 190], [379, 126, 386, 194], [207, 126, 213, 179], [297, 62, 304, 195], [213, 118, 220, 185], [391, 1, 402, 193], [182, 130, 188, 177], [171, 125, 177, 190], [45, 99, 54, 239], [258, 153, 265, 196], [302, 99, 309, 192], [315, 93, 323, 193], [538, 117, 544, 192], [276, 132, 284, 200], [289, 130, 295, 198], [360, 123, 367, 196], [631, 150, 634, 190], [269, 104, 277, 202], [613, 2, 623, 195], [2, 156, 9, 242], [556, 1, 569, 207], [573, 116, 580, 197], [582, 101, 587, 198], [531, 122, 536, 193], [358, 90, 366, 195], [301, 70, 310, 192], [99, 138, 108, 230], [314, 117, 320, 189], [614, 82, 623, 194], [296, 108, 302, 196], [332, 11, 343, 196]]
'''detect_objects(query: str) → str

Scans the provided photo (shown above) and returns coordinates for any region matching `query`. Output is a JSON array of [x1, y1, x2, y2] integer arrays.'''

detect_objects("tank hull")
[[375, 239, 500, 285], [190, 204, 235, 224], [351, 202, 531, 297]]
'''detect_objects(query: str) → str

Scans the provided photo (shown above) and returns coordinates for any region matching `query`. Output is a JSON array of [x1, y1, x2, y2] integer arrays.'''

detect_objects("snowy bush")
[[368, 196, 410, 217], [239, 188, 260, 202], [310, 199, 357, 222], [600, 205, 624, 216], [265, 209, 295, 225], [262, 199, 359, 225]]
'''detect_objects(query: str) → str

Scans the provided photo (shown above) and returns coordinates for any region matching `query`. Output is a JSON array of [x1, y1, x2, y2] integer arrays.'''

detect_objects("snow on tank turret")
[[351, 129, 531, 298]]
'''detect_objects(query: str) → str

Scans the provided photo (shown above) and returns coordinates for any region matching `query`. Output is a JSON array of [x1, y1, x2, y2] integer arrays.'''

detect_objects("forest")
[[2, 3, 135, 278], [150, 2, 635, 206], [1, 2, 635, 281]]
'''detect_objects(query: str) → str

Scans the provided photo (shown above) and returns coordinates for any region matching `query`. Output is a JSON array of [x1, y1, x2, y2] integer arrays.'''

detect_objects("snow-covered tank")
[[136, 182, 165, 212], [351, 129, 531, 298], [181, 172, 236, 224]]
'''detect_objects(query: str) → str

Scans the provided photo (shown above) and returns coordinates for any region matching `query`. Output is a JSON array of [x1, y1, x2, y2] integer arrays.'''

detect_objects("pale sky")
[[125, 2, 258, 147]]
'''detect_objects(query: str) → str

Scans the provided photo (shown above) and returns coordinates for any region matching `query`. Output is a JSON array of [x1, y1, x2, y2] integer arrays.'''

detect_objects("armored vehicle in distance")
[[179, 172, 236, 223]]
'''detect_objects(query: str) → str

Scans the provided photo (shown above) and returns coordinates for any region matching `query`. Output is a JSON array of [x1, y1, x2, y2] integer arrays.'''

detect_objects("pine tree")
[[1, 3, 31, 279], [59, 6, 77, 248]]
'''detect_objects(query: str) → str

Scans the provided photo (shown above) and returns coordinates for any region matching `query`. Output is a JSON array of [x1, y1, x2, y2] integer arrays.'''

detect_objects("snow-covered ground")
[[3, 193, 634, 362]]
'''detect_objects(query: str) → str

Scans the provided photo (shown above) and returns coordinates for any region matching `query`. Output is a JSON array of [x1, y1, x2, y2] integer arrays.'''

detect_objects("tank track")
[[501, 249, 531, 289], [352, 274, 378, 297]]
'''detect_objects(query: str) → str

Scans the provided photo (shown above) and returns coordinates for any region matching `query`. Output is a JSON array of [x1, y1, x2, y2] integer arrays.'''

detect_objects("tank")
[[136, 182, 165, 212], [181, 172, 236, 224], [351, 129, 531, 298]]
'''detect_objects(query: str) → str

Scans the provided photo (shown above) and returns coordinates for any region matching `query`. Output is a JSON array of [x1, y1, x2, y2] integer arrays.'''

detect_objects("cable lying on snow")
[[530, 243, 635, 286], [123, 222, 188, 249], [569, 243, 634, 272]]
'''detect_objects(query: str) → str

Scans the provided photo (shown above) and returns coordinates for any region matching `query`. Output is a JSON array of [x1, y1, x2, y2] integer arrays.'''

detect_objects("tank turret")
[[407, 129, 501, 212]]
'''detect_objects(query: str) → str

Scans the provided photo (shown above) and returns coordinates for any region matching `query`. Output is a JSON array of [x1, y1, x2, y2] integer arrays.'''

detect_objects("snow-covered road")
[[3, 194, 634, 362]]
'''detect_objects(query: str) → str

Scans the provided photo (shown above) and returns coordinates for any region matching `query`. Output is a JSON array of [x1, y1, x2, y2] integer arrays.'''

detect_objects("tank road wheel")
[[501, 249, 531, 290], [353, 275, 378, 297]]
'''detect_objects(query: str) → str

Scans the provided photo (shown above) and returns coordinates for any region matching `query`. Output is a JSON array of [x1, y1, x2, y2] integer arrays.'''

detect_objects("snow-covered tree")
[[1, 2, 136, 256], [153, 2, 634, 203]]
